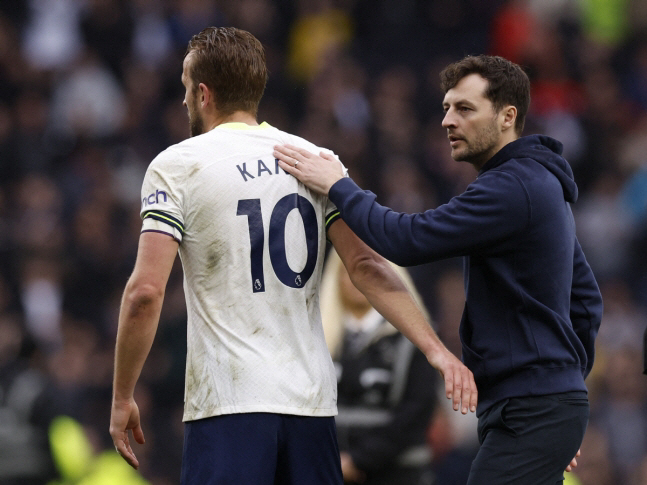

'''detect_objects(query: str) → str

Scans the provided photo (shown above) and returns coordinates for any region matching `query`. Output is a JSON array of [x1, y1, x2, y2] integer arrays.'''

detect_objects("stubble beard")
[[452, 119, 500, 168], [189, 111, 204, 137], [188, 96, 204, 137]]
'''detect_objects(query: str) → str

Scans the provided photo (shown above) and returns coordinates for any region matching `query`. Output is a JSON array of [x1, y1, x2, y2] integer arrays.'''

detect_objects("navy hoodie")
[[328, 135, 603, 415]]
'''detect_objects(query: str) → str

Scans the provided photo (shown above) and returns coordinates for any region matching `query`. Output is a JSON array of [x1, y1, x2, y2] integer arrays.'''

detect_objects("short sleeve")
[[323, 150, 348, 232], [140, 148, 186, 243]]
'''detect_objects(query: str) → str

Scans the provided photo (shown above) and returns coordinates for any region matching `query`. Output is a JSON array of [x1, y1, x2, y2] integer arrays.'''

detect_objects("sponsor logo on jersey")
[[142, 189, 168, 207]]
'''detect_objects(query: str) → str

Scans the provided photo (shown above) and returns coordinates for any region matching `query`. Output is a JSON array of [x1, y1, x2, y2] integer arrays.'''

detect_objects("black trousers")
[[466, 391, 589, 485]]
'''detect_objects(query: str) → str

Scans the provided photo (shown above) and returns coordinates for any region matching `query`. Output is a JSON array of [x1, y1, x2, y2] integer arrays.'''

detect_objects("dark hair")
[[440, 55, 530, 135], [185, 27, 268, 116]]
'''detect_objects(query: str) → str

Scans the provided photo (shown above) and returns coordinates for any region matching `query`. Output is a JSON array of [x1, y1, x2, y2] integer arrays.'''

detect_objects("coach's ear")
[[499, 105, 517, 132]]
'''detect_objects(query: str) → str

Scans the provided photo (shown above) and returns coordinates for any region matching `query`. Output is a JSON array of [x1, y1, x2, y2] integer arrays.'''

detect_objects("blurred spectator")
[[489, 0, 538, 65], [0, 315, 59, 484], [22, 0, 83, 71], [131, 0, 173, 69], [380, 156, 436, 215], [287, 1, 353, 83], [596, 279, 646, 353], [623, 37, 647, 111], [14, 175, 65, 256], [12, 89, 55, 175], [574, 170, 634, 280], [20, 257, 63, 352], [579, 0, 631, 47], [168, 0, 226, 48], [49, 54, 127, 139], [320, 249, 436, 485], [80, 0, 135, 78], [591, 344, 647, 482], [370, 65, 419, 159]]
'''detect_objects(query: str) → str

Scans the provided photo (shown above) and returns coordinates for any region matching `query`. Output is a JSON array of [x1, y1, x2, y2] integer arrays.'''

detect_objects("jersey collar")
[[215, 121, 273, 130]]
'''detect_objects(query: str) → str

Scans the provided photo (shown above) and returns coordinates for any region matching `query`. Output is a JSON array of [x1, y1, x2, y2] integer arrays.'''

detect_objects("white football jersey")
[[140, 122, 345, 421]]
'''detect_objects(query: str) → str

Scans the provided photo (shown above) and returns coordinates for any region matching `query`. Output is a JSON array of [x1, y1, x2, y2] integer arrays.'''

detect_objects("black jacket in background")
[[335, 324, 436, 479], [329, 135, 603, 415]]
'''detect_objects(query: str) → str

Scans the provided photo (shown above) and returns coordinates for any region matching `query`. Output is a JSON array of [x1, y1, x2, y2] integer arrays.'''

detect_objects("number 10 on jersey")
[[237, 194, 319, 293]]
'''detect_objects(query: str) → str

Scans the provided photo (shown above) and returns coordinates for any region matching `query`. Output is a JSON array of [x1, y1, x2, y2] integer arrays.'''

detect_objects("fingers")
[[570, 450, 580, 469], [459, 367, 472, 414], [273, 145, 343, 195], [443, 371, 454, 408], [441, 358, 477, 414], [467, 369, 478, 413], [565, 450, 580, 472], [274, 150, 300, 172], [277, 159, 298, 174], [319, 151, 337, 163], [455, 362, 478, 414], [452, 366, 463, 412], [280, 144, 310, 158], [273, 144, 308, 166], [114, 434, 140, 469], [110, 401, 143, 469], [133, 423, 146, 445], [277, 160, 307, 187], [274, 145, 336, 168]]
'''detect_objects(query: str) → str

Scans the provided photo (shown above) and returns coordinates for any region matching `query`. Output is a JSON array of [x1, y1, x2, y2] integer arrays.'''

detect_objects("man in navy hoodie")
[[274, 55, 603, 485]]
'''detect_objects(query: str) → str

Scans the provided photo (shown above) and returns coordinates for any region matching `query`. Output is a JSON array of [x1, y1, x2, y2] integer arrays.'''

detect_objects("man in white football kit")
[[141, 122, 344, 422], [109, 27, 477, 485]]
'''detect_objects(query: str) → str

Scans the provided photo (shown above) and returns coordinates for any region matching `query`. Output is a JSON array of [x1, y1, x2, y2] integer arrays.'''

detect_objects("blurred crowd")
[[0, 0, 646, 484]]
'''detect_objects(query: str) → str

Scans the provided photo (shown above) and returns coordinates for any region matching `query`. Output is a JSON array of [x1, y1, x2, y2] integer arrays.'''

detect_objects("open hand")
[[273, 144, 344, 195], [110, 397, 145, 469], [427, 347, 478, 414]]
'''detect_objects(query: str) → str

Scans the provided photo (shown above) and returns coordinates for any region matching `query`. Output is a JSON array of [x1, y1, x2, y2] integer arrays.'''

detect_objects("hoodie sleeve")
[[570, 237, 603, 379], [327, 171, 530, 266]]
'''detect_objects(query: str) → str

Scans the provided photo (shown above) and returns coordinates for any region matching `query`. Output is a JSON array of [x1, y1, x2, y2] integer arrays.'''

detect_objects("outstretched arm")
[[275, 144, 528, 266], [328, 219, 477, 414], [110, 231, 178, 469]]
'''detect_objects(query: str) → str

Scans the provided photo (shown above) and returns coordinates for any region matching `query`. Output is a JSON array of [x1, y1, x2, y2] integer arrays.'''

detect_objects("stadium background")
[[0, 0, 646, 483]]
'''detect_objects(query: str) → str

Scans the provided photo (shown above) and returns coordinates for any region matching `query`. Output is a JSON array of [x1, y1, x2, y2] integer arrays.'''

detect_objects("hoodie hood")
[[480, 135, 578, 203]]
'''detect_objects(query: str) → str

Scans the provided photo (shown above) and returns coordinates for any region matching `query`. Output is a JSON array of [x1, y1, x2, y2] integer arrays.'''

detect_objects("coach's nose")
[[442, 108, 457, 129]]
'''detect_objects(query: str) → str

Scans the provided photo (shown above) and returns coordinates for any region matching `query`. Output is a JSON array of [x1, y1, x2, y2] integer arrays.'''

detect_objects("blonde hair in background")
[[319, 248, 432, 358]]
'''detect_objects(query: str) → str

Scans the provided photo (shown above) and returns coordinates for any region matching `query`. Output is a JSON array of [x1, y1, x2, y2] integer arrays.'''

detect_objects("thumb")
[[133, 424, 145, 444]]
